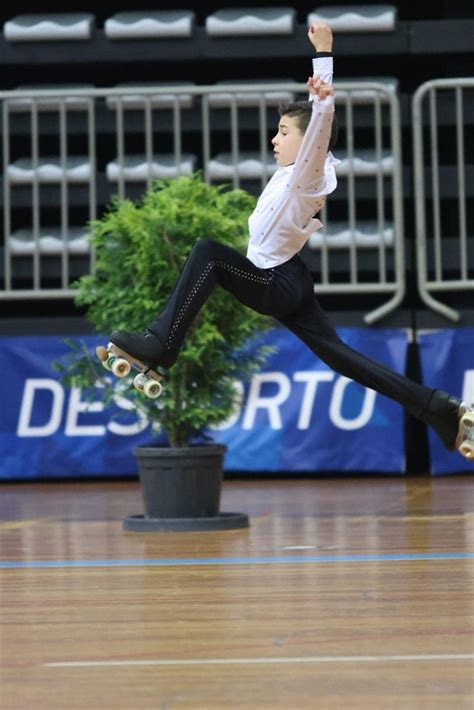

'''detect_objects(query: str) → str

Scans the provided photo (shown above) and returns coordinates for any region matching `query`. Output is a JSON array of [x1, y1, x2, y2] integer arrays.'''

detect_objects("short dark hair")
[[278, 100, 338, 152]]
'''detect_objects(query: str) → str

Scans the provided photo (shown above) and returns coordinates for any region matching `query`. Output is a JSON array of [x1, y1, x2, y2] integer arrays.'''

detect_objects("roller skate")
[[96, 329, 166, 399], [455, 403, 474, 460], [425, 391, 474, 459]]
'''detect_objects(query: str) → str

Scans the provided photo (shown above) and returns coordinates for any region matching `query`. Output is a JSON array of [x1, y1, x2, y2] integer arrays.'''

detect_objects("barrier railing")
[[413, 78, 474, 321], [1, 82, 404, 324]]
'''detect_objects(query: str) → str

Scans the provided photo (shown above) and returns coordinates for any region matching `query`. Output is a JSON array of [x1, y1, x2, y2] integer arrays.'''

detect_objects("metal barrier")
[[413, 78, 474, 321], [1, 82, 404, 324]]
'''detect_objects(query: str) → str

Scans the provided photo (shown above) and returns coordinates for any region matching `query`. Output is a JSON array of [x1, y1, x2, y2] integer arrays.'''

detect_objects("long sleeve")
[[285, 52, 335, 194], [287, 93, 335, 194], [311, 54, 333, 89]]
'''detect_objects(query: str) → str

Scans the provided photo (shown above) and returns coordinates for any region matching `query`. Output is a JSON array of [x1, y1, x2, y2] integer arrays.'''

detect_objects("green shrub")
[[57, 174, 273, 447]]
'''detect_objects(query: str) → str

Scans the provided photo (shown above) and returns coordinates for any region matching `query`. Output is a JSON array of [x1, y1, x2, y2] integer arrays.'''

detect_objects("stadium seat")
[[106, 154, 197, 182], [206, 152, 277, 180], [335, 149, 394, 175], [7, 157, 92, 184], [336, 76, 398, 102], [8, 227, 90, 255], [105, 82, 195, 110], [206, 7, 296, 36], [307, 5, 397, 33], [8, 84, 94, 112], [207, 79, 294, 108], [4, 13, 94, 42], [104, 11, 195, 39], [308, 221, 394, 249]]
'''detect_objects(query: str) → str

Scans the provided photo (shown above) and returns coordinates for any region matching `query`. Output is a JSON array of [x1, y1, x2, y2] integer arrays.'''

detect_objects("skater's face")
[[272, 115, 304, 167]]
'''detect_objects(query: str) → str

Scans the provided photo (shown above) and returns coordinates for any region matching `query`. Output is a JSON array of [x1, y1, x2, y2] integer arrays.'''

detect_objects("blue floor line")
[[1, 551, 473, 569]]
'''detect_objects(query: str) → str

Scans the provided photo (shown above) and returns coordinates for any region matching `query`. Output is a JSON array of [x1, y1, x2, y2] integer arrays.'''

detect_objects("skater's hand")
[[308, 21, 333, 52], [306, 75, 335, 100]]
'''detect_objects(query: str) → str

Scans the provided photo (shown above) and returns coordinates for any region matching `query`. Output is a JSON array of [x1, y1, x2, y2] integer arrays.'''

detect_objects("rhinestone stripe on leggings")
[[166, 259, 275, 348]]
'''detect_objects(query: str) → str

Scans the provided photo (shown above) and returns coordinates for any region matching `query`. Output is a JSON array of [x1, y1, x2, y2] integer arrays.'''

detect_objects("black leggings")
[[148, 238, 434, 419]]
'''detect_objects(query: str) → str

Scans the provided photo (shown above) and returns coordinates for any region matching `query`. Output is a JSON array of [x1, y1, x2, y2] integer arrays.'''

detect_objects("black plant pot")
[[123, 444, 249, 532]]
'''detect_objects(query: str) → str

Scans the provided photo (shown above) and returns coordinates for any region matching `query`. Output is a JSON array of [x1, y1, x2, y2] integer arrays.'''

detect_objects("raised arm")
[[287, 22, 336, 194], [308, 21, 333, 88]]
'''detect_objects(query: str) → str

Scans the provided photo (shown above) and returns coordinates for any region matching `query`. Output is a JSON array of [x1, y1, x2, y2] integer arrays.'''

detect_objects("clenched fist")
[[308, 21, 333, 53], [306, 75, 335, 100]]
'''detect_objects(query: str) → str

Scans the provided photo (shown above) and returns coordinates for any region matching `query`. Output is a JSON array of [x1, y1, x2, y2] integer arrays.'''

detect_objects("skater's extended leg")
[[279, 296, 469, 453]]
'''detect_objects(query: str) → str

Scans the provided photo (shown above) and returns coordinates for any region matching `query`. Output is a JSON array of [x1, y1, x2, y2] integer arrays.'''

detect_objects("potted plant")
[[56, 174, 272, 531]]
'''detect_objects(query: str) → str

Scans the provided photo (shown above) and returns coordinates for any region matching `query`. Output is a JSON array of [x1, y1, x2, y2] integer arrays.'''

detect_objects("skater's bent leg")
[[147, 239, 278, 363], [111, 238, 277, 369]]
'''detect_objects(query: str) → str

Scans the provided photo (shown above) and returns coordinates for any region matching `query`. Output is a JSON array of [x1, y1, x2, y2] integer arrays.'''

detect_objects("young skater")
[[109, 21, 473, 459]]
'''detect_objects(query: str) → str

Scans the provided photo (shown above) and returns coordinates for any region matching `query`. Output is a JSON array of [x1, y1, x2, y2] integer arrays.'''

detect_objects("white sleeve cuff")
[[312, 56, 333, 85]]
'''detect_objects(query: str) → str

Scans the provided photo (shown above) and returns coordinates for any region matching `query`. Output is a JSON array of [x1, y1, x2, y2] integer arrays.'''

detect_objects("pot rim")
[[133, 443, 227, 458]]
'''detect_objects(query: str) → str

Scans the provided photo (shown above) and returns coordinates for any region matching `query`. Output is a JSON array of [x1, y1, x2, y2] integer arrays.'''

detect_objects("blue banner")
[[418, 327, 474, 474], [211, 327, 407, 472], [0, 327, 408, 479]]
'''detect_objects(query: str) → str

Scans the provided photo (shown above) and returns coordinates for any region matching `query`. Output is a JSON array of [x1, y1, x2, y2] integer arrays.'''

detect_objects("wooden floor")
[[1, 476, 473, 709]]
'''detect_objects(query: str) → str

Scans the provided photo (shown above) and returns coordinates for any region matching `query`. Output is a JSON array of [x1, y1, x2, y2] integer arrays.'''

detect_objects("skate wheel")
[[459, 444, 473, 459], [96, 346, 113, 370], [459, 411, 474, 459], [99, 354, 113, 371], [133, 373, 147, 392], [96, 346, 108, 362], [143, 379, 163, 399], [111, 358, 131, 378], [462, 412, 474, 427]]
